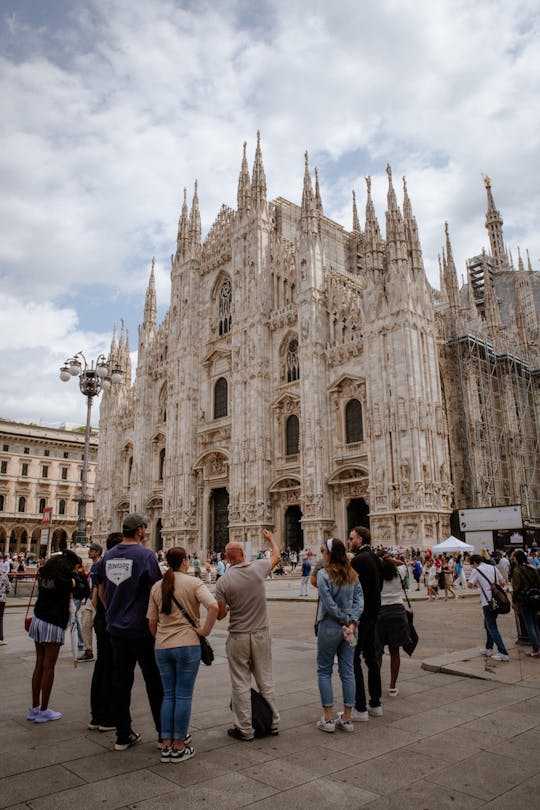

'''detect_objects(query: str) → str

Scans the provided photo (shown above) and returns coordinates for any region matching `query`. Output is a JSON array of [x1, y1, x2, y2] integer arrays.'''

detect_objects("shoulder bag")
[[170, 594, 214, 666], [397, 569, 419, 656]]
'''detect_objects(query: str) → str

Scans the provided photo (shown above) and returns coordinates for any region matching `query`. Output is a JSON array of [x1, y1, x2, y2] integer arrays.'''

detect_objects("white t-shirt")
[[380, 565, 407, 606], [468, 563, 503, 607]]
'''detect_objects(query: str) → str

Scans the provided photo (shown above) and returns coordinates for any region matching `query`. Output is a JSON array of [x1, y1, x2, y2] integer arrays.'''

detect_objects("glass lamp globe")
[[69, 360, 81, 376], [111, 370, 122, 384], [60, 367, 71, 382], [101, 377, 112, 391], [96, 361, 108, 378]]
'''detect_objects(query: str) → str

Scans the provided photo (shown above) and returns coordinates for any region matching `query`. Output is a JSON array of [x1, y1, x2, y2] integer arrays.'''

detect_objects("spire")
[[483, 271, 503, 333], [314, 167, 323, 214], [188, 180, 201, 249], [237, 141, 252, 214], [352, 190, 360, 232], [364, 176, 381, 238], [402, 175, 423, 273], [300, 151, 317, 233], [443, 223, 460, 309], [143, 258, 157, 326], [251, 131, 267, 209], [386, 164, 400, 215], [526, 249, 533, 272], [176, 188, 189, 258], [517, 246, 525, 273], [483, 174, 508, 272], [402, 176, 412, 219]]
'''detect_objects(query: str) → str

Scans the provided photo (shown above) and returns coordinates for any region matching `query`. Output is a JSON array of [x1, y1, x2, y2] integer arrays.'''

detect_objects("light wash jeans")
[[520, 605, 540, 653], [317, 618, 355, 708], [155, 645, 201, 740], [482, 605, 508, 655]]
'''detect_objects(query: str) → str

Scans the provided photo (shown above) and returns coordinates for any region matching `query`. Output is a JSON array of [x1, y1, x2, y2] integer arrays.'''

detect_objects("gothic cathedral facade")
[[94, 137, 539, 553]]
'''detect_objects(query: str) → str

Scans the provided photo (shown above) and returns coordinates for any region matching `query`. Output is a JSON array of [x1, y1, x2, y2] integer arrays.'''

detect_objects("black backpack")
[[251, 689, 273, 737]]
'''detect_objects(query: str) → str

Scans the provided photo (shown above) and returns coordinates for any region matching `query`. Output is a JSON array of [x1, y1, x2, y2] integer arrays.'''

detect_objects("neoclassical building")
[[0, 418, 98, 554], [94, 138, 539, 553]]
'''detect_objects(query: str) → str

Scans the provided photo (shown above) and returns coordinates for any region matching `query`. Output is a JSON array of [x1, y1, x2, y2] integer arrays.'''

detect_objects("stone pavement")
[[1, 590, 540, 809]]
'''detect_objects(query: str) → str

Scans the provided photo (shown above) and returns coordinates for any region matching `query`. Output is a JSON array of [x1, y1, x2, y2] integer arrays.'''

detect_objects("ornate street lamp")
[[59, 351, 122, 545]]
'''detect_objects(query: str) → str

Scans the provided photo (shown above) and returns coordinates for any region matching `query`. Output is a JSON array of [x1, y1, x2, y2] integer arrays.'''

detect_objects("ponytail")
[[161, 546, 187, 614]]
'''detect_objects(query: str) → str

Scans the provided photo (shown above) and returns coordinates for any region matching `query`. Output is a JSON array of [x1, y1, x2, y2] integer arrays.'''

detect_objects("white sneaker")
[[34, 708, 62, 723], [492, 653, 509, 662], [351, 708, 369, 722], [316, 717, 335, 733], [480, 648, 493, 657], [368, 705, 383, 717], [335, 712, 354, 732]]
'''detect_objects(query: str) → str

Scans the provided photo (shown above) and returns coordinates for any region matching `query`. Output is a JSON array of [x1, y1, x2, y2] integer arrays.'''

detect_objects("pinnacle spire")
[[517, 246, 525, 273], [352, 190, 360, 232], [300, 151, 317, 233], [526, 249, 533, 272], [483, 174, 507, 271], [176, 188, 189, 258], [251, 131, 267, 208], [189, 180, 201, 248], [237, 141, 252, 214], [314, 167, 323, 214], [443, 223, 460, 308], [402, 176, 412, 219], [386, 164, 400, 214], [364, 176, 380, 238], [143, 258, 157, 326]]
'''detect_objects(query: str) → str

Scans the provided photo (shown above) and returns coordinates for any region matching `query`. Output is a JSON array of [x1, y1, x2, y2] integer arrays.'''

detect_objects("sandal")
[[388, 688, 399, 697]]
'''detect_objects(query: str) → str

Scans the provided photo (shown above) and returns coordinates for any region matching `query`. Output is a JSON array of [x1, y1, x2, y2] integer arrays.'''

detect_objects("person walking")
[[97, 513, 164, 750], [148, 547, 218, 763], [375, 555, 413, 697], [348, 526, 383, 721], [468, 554, 510, 661], [426, 559, 439, 600], [315, 538, 363, 733], [214, 529, 281, 741], [0, 568, 11, 645], [299, 555, 311, 596], [511, 549, 540, 658]]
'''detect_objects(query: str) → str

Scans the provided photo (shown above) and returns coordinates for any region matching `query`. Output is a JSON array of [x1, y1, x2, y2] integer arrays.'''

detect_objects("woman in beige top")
[[147, 547, 218, 764]]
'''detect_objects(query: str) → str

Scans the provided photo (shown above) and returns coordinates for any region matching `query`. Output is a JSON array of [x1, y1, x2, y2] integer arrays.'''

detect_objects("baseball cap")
[[122, 513, 149, 532]]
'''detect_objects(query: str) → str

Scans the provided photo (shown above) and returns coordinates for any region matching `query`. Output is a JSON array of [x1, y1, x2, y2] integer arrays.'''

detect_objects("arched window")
[[18, 496, 26, 513], [159, 448, 165, 480], [0, 494, 4, 511], [214, 377, 228, 419], [127, 456, 133, 486], [286, 339, 300, 382], [218, 279, 232, 336], [39, 498, 46, 513], [58, 499, 66, 515], [158, 384, 167, 422], [345, 399, 363, 443], [286, 414, 300, 456]]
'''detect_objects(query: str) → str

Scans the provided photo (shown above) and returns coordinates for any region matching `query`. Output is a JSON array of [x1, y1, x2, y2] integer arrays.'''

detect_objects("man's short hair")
[[122, 513, 149, 536], [352, 526, 372, 545], [89, 542, 103, 555], [469, 554, 483, 565]]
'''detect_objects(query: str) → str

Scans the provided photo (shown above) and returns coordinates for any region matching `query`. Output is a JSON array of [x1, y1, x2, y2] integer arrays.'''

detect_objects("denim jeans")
[[155, 645, 201, 740], [482, 605, 508, 655], [317, 618, 355, 708], [520, 605, 540, 653]]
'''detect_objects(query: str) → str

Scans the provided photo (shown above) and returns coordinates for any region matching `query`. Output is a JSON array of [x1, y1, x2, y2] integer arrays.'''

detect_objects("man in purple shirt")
[[97, 513, 163, 750]]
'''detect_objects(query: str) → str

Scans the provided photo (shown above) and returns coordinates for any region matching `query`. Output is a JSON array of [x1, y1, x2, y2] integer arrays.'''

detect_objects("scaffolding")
[[449, 332, 540, 522], [466, 253, 497, 314]]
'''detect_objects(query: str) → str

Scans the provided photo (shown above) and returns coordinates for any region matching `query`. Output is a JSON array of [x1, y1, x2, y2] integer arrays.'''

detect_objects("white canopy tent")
[[431, 536, 475, 553]]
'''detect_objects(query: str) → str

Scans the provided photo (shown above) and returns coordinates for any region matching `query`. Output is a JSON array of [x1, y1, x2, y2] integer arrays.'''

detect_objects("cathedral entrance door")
[[155, 519, 163, 551], [211, 488, 229, 552], [347, 498, 370, 533], [285, 505, 304, 552]]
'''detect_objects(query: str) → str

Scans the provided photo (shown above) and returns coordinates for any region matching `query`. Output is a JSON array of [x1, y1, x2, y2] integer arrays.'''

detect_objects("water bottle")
[[346, 632, 357, 647]]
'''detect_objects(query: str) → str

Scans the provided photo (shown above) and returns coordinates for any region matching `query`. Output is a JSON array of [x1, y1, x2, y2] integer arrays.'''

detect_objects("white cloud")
[[0, 0, 539, 423]]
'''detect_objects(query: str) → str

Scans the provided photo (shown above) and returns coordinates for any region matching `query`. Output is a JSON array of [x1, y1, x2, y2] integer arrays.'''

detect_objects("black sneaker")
[[78, 651, 94, 663], [170, 744, 195, 763], [114, 732, 141, 751], [227, 727, 254, 741]]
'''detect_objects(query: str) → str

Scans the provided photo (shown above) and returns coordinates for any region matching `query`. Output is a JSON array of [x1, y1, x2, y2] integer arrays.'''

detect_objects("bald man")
[[215, 529, 281, 741]]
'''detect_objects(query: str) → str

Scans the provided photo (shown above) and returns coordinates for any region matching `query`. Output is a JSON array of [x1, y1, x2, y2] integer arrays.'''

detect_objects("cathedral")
[[93, 136, 540, 553]]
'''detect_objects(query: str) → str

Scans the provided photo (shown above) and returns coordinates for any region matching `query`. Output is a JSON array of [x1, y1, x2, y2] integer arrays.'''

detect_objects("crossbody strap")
[[170, 593, 197, 628], [397, 569, 413, 612], [476, 566, 496, 602]]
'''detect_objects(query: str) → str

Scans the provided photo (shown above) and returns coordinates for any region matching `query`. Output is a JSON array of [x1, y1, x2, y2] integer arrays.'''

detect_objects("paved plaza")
[[1, 580, 540, 809]]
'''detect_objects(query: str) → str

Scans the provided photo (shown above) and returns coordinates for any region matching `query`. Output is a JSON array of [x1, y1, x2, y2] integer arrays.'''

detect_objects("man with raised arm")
[[215, 529, 281, 741]]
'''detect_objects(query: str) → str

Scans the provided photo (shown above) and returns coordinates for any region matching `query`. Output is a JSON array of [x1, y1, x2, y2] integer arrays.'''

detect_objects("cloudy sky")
[[1, 0, 538, 426]]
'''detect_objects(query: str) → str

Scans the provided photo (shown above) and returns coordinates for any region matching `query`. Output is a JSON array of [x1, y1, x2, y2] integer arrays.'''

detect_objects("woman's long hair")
[[326, 538, 357, 586], [513, 549, 527, 567], [40, 551, 81, 581], [161, 546, 187, 614]]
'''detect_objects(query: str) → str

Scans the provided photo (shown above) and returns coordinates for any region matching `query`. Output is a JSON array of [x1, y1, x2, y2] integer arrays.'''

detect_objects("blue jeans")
[[155, 645, 201, 740], [520, 605, 540, 653], [482, 606, 508, 655], [317, 618, 355, 708]]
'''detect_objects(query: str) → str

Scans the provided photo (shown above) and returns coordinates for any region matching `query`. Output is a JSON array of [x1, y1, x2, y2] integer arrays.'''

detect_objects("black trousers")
[[90, 629, 116, 726], [0, 601, 5, 641], [354, 615, 382, 710], [110, 634, 163, 741]]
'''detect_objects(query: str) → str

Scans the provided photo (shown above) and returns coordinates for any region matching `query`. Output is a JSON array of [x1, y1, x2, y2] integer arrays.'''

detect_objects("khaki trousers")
[[81, 600, 95, 652], [226, 629, 280, 736]]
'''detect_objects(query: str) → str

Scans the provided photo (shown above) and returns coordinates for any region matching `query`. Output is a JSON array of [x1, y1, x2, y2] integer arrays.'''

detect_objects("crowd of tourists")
[[6, 518, 540, 764]]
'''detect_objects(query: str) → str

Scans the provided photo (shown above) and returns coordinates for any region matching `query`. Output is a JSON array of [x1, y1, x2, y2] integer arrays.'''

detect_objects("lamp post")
[[59, 351, 122, 546]]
